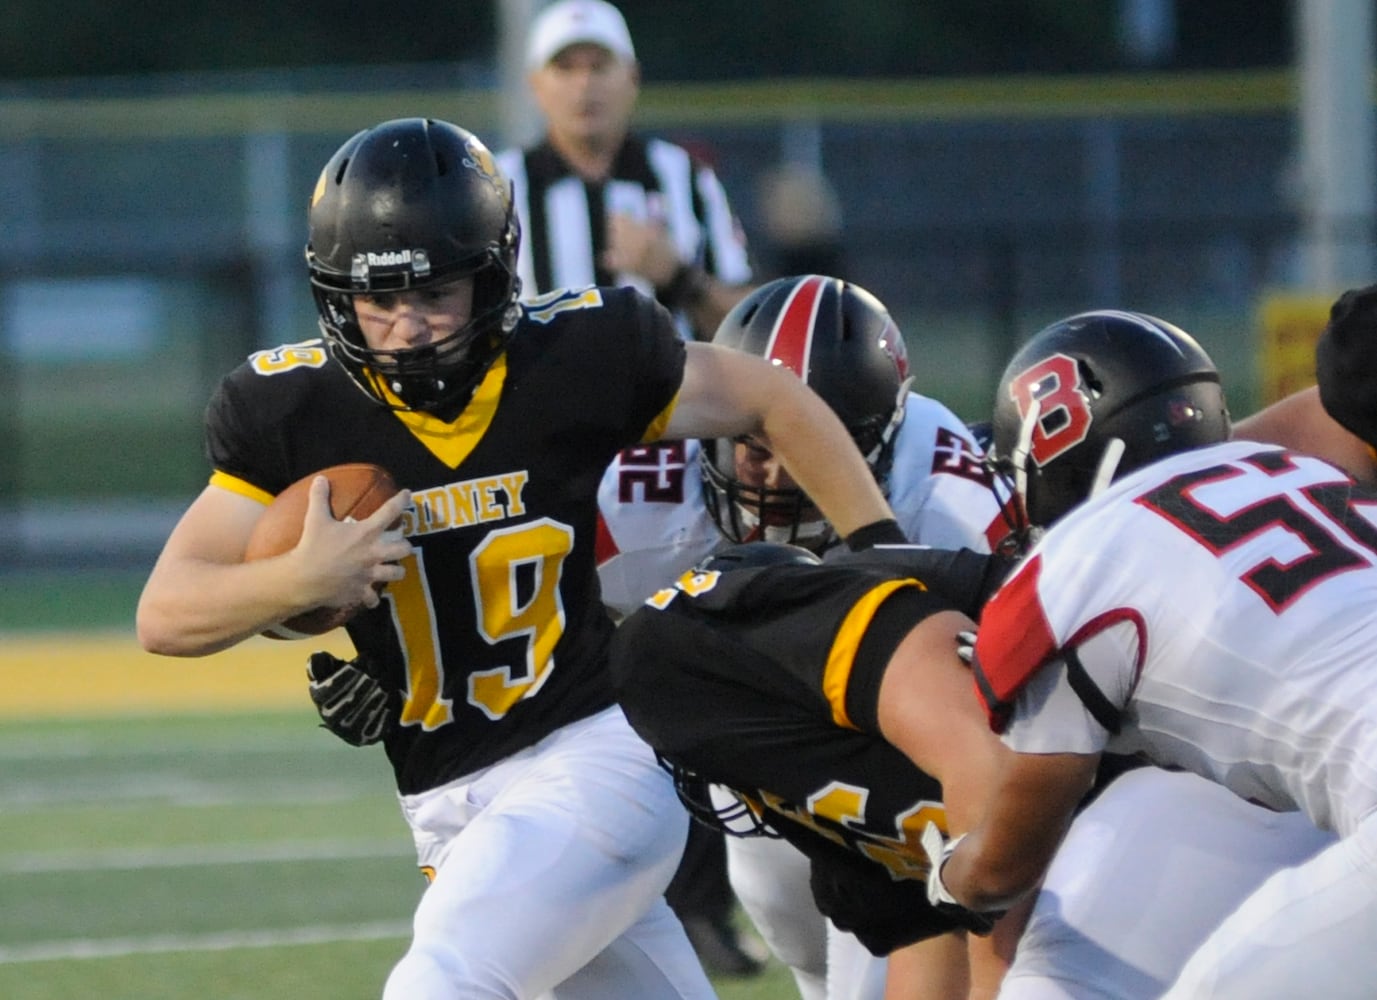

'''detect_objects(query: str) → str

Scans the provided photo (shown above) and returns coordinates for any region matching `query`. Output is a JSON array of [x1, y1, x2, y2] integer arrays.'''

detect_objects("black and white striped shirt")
[[497, 134, 751, 332]]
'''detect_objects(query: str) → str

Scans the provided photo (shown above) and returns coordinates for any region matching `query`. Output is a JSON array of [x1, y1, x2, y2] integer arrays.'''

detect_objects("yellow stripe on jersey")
[[640, 388, 680, 443], [209, 470, 274, 506], [385, 351, 509, 468], [822, 579, 921, 731]]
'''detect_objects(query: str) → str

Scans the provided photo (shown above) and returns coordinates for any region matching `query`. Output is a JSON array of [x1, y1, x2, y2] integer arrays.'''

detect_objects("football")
[[243, 463, 401, 640]]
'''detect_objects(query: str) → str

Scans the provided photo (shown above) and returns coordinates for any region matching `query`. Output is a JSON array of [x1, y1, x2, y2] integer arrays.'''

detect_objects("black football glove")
[[306, 651, 399, 747], [1316, 283, 1377, 448]]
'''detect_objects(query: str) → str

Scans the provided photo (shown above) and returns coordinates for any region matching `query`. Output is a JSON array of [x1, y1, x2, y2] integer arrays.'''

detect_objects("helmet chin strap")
[[876, 377, 914, 457], [1012, 397, 1041, 508], [1087, 436, 1127, 501]]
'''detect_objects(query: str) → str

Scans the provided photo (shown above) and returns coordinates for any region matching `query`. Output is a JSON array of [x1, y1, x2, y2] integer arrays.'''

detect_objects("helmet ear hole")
[[1078, 360, 1104, 397]]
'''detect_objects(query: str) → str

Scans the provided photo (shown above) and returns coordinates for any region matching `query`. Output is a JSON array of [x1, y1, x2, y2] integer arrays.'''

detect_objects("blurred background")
[[1, 0, 1373, 591]]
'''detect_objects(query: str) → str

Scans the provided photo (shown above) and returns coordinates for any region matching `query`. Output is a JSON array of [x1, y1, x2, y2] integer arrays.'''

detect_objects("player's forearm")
[[941, 751, 1098, 911], [763, 389, 894, 538], [939, 827, 1043, 913], [1234, 385, 1377, 484], [136, 555, 324, 657]]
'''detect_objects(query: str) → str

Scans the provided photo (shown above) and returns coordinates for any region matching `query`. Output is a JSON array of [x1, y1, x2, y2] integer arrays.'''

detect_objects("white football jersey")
[[978, 439, 1377, 836], [595, 439, 720, 618], [884, 393, 1011, 552], [595, 393, 1011, 617]]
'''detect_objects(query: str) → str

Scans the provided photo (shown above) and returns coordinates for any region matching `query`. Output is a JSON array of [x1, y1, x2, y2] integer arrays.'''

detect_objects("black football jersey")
[[609, 558, 984, 951], [204, 287, 686, 793]]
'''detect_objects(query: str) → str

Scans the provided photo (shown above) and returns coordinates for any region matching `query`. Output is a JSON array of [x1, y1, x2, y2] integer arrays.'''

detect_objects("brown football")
[[243, 463, 400, 640]]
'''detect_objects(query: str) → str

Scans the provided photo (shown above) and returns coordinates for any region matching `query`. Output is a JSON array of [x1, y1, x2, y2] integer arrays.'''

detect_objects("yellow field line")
[[0, 69, 1297, 140], [0, 631, 355, 719]]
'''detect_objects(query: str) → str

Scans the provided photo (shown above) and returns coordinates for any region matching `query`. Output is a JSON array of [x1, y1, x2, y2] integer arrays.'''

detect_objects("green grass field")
[[0, 573, 799, 996], [0, 685, 796, 999]]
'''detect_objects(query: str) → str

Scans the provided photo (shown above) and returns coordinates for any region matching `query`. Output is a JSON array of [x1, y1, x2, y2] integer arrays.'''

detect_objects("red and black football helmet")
[[701, 274, 910, 549], [990, 309, 1231, 531], [306, 118, 521, 416]]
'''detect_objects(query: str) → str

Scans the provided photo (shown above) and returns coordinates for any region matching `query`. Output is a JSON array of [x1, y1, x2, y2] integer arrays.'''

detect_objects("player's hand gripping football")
[[306, 651, 399, 747], [295, 476, 412, 614]]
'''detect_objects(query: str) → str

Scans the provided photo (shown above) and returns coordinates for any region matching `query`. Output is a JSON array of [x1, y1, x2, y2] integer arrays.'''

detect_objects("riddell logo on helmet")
[[367, 250, 413, 267]]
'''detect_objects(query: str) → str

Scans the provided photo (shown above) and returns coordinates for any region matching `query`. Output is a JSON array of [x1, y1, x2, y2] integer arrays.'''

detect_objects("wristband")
[[657, 264, 710, 311], [921, 821, 1006, 935], [844, 518, 907, 551], [921, 822, 965, 907]]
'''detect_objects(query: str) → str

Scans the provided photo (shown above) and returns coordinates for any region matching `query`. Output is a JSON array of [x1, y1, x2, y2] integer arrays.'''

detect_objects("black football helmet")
[[697, 541, 823, 574], [306, 118, 522, 416], [991, 309, 1231, 531], [702, 275, 909, 549]]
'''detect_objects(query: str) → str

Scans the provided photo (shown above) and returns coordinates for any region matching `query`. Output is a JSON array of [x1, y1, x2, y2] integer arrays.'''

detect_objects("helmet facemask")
[[304, 118, 524, 419], [311, 244, 521, 418], [701, 386, 906, 552], [700, 274, 910, 551], [990, 311, 1232, 537]]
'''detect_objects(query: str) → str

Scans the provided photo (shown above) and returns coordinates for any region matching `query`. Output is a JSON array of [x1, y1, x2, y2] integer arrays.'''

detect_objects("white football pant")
[[1162, 804, 1377, 1000], [382, 706, 716, 999], [999, 767, 1335, 1000]]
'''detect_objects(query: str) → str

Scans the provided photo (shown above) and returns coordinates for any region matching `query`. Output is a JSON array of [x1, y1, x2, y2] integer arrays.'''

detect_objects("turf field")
[[0, 629, 796, 999]]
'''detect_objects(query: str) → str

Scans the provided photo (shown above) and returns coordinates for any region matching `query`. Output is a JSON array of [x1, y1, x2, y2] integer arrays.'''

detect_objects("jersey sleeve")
[[975, 545, 1145, 749], [203, 364, 294, 496], [1001, 621, 1143, 754], [595, 440, 720, 616], [201, 340, 343, 498], [826, 545, 1009, 620], [658, 564, 957, 739], [574, 286, 688, 445]]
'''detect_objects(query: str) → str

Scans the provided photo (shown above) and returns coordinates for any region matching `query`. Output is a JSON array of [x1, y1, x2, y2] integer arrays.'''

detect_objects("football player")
[[136, 118, 902, 999], [927, 309, 1377, 998], [608, 540, 1026, 1000], [595, 273, 1014, 1000], [607, 309, 1346, 1000], [1233, 282, 1377, 485]]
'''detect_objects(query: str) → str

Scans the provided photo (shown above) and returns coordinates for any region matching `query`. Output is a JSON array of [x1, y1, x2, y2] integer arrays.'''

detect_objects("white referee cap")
[[527, 0, 636, 69]]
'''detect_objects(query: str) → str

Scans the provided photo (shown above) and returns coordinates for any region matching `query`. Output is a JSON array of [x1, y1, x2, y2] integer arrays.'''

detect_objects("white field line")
[[0, 920, 412, 964], [0, 733, 325, 761], [0, 838, 412, 874], [0, 781, 381, 811]]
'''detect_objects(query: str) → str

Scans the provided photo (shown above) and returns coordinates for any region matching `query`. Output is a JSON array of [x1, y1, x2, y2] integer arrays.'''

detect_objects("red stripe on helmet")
[[764, 275, 827, 381]]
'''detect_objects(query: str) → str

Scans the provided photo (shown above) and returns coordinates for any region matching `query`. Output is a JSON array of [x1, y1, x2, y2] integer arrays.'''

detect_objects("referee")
[[496, 0, 753, 341], [496, 0, 764, 979]]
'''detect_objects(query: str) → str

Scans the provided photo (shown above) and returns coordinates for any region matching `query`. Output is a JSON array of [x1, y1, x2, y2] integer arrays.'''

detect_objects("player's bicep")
[[156, 484, 268, 567], [877, 609, 1003, 829], [660, 342, 780, 441]]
